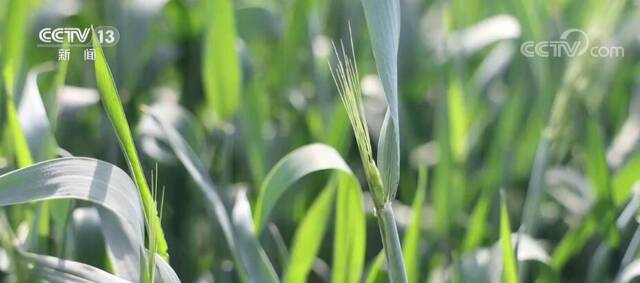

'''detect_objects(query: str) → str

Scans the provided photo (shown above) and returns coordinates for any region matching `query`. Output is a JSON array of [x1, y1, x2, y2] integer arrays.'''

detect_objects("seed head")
[[329, 25, 385, 207]]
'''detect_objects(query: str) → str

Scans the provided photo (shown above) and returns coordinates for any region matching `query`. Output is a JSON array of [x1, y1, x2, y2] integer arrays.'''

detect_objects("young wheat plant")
[[329, 27, 409, 283]]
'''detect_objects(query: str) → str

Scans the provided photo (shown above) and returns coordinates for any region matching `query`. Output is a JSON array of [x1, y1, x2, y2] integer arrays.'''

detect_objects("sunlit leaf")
[[361, 0, 401, 199], [402, 166, 427, 283], [253, 143, 352, 232], [91, 28, 168, 259], [500, 192, 518, 283], [202, 0, 241, 121], [284, 183, 335, 283]]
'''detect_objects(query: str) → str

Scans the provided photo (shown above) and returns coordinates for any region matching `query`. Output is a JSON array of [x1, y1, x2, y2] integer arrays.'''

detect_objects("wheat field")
[[0, 0, 638, 282]]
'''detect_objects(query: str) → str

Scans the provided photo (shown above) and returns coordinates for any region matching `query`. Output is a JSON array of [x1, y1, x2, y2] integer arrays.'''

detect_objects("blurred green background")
[[1, 0, 640, 282]]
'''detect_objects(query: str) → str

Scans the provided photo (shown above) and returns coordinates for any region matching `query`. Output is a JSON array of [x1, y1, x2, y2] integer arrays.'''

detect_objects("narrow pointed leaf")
[[500, 193, 518, 283], [284, 184, 335, 283], [91, 28, 168, 259], [250, 143, 365, 283], [20, 251, 130, 283], [332, 173, 366, 283], [203, 0, 241, 121], [0, 158, 145, 280], [253, 143, 353, 232], [364, 251, 386, 283], [232, 191, 280, 283], [361, 0, 401, 198], [18, 66, 59, 161], [402, 166, 427, 283]]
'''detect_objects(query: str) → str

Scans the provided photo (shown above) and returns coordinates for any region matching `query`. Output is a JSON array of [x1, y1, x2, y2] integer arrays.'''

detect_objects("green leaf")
[[448, 78, 469, 163], [240, 83, 268, 185], [155, 255, 181, 283], [585, 115, 619, 246], [284, 184, 335, 283], [251, 143, 365, 283], [585, 116, 611, 201], [18, 66, 59, 162], [277, 0, 313, 86], [332, 173, 366, 283], [551, 212, 598, 269], [0, 27, 32, 168], [361, 0, 401, 199], [612, 150, 640, 206], [91, 28, 168, 260], [375, 203, 408, 283], [500, 192, 518, 283], [6, 96, 32, 167], [0, 158, 161, 281], [402, 166, 427, 283], [1, 0, 29, 98], [47, 41, 70, 127], [231, 191, 280, 283], [254, 144, 366, 282], [20, 251, 130, 283], [203, 0, 241, 121], [70, 207, 106, 268], [138, 101, 206, 165], [364, 251, 386, 283], [253, 143, 353, 232], [463, 196, 492, 251], [518, 138, 550, 237]]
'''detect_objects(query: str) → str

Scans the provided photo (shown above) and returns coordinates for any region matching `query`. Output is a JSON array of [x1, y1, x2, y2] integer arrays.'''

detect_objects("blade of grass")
[[433, 91, 453, 235], [283, 182, 335, 283], [253, 143, 353, 233], [47, 40, 70, 129], [613, 152, 640, 206], [266, 224, 289, 273], [0, 158, 150, 280], [232, 190, 280, 283], [332, 173, 366, 283], [364, 251, 386, 283], [501, 191, 518, 283], [1, 0, 31, 167], [2, 12, 55, 254], [71, 208, 106, 268], [585, 115, 618, 246], [91, 27, 168, 261], [1, 0, 28, 99], [361, 0, 401, 201], [402, 165, 427, 283], [240, 82, 268, 185], [376, 203, 408, 283], [20, 251, 130, 282], [448, 78, 469, 163], [18, 66, 59, 162], [203, 0, 241, 121], [6, 97, 32, 167], [250, 142, 366, 283], [586, 115, 611, 201]]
